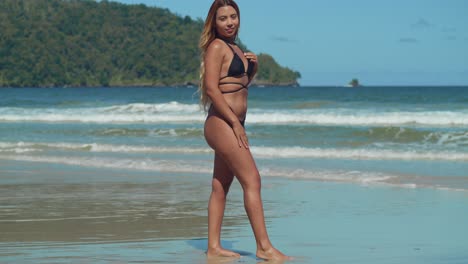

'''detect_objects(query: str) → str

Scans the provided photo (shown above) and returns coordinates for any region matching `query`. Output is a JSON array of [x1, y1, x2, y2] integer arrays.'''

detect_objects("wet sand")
[[1, 160, 468, 263]]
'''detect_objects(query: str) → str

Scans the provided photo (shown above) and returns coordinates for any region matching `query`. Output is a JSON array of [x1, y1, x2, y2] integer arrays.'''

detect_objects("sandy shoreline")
[[1, 160, 468, 263]]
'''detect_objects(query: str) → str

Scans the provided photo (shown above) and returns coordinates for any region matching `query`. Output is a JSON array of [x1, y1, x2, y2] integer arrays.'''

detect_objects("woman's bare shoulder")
[[206, 38, 227, 55]]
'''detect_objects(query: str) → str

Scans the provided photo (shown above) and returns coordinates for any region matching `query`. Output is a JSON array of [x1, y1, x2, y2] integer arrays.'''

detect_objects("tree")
[[0, 0, 300, 87], [349, 78, 360, 87]]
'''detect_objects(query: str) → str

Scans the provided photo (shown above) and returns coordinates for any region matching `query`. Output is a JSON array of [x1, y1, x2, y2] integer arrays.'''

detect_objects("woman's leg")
[[205, 116, 290, 261], [207, 153, 240, 257]]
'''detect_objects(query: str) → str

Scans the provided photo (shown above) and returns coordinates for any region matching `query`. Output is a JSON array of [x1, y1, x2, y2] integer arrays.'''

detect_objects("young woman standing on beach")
[[198, 0, 291, 261]]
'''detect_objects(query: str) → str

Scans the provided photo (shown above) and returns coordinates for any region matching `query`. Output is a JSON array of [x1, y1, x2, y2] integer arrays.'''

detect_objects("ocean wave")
[[247, 109, 468, 127], [252, 146, 468, 161], [0, 142, 211, 154], [1, 154, 466, 192], [434, 131, 468, 146], [265, 168, 468, 192], [1, 142, 467, 161], [1, 103, 468, 127], [0, 102, 204, 124], [0, 155, 212, 174], [356, 128, 468, 146], [91, 128, 203, 137], [101, 102, 200, 114], [263, 168, 394, 184]]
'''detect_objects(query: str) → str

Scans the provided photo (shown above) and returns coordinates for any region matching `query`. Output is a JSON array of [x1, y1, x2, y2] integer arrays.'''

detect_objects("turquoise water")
[[1, 86, 468, 263], [1, 86, 467, 185]]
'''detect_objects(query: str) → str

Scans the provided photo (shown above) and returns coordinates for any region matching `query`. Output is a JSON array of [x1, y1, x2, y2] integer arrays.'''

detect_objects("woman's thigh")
[[204, 115, 260, 187]]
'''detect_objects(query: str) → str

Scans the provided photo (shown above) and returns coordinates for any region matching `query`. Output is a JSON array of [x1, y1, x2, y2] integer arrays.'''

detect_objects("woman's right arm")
[[204, 40, 249, 148]]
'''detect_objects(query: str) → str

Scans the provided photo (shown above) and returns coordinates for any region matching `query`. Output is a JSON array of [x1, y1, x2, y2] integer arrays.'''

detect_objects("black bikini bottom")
[[208, 104, 245, 127], [240, 119, 245, 127]]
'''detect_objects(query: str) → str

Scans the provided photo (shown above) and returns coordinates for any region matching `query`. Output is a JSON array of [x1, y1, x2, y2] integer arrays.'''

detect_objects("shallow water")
[[1, 164, 467, 263]]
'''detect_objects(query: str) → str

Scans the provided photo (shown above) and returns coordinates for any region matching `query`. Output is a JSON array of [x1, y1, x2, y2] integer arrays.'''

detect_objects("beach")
[[1, 86, 468, 263]]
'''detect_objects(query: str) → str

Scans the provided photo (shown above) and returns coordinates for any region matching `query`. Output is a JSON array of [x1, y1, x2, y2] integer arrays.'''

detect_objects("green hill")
[[0, 0, 300, 87]]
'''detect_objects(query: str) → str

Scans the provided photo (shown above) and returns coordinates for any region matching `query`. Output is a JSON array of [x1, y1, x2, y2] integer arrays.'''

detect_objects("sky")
[[113, 0, 468, 86]]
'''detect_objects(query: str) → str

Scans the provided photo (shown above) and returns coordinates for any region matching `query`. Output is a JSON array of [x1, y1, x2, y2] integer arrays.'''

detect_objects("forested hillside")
[[0, 0, 300, 87]]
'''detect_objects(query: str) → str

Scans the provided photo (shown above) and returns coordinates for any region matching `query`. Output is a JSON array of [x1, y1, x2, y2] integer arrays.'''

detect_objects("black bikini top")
[[218, 39, 254, 93]]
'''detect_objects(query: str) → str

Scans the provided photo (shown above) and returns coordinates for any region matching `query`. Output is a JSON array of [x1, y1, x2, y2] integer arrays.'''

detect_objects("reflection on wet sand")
[[0, 181, 247, 243]]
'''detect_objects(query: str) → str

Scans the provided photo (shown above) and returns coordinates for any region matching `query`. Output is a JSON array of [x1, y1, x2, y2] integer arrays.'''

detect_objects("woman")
[[198, 0, 291, 261]]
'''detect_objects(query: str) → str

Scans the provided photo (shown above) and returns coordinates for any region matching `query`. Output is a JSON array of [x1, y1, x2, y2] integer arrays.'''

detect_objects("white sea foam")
[[1, 142, 467, 161], [262, 168, 395, 185], [435, 131, 468, 146], [0, 112, 205, 124], [247, 110, 468, 127], [251, 146, 468, 161], [1, 103, 468, 127], [0, 142, 212, 154], [261, 168, 468, 192], [102, 102, 200, 114], [0, 102, 205, 124], [0, 155, 212, 174], [1, 154, 466, 192]]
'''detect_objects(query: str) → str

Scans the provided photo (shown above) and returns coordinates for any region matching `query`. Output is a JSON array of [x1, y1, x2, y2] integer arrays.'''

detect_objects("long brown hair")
[[198, 0, 241, 111]]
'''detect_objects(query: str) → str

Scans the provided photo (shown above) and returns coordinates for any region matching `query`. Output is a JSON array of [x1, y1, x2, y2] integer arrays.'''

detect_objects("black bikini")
[[209, 39, 254, 127], [218, 39, 254, 94]]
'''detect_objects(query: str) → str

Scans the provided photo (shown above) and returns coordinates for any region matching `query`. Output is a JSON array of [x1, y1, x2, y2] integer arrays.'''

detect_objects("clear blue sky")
[[113, 0, 467, 86]]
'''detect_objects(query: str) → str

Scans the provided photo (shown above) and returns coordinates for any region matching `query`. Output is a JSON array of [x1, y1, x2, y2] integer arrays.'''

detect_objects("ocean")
[[1, 86, 467, 263]]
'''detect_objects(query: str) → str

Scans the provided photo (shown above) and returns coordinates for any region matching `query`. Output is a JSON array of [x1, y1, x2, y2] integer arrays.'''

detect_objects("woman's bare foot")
[[206, 247, 241, 258], [256, 247, 292, 261]]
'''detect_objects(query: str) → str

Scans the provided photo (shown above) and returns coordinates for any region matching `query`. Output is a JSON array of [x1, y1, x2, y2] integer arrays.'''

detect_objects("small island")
[[348, 78, 362, 88]]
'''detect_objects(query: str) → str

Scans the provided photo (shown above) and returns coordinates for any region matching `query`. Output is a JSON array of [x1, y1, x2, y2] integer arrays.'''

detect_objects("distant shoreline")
[[0, 83, 302, 89], [1, 84, 467, 89]]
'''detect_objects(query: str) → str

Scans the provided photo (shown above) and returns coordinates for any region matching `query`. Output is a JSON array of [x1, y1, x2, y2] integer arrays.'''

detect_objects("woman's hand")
[[244, 52, 258, 81], [232, 122, 249, 149], [244, 52, 257, 64]]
